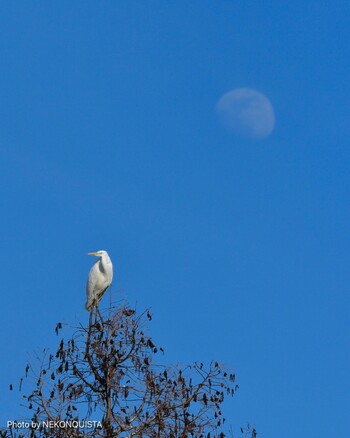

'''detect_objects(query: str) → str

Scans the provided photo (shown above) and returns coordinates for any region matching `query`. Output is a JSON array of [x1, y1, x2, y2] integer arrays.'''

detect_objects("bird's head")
[[88, 250, 107, 258]]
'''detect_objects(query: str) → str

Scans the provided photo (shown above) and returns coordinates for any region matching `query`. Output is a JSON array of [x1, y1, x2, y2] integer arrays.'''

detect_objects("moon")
[[216, 88, 275, 139]]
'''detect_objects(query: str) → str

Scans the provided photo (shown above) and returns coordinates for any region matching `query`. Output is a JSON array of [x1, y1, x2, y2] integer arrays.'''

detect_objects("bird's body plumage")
[[85, 250, 113, 311]]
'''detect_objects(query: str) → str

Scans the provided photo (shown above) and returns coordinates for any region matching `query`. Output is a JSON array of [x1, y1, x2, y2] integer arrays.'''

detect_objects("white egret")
[[85, 250, 113, 311]]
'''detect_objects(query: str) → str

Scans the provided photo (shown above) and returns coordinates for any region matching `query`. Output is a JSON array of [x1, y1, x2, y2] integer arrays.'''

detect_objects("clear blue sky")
[[1, 2, 349, 436]]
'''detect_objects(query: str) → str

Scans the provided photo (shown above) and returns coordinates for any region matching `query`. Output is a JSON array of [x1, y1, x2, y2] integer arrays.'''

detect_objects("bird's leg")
[[88, 309, 93, 328], [91, 306, 99, 326], [96, 306, 103, 323]]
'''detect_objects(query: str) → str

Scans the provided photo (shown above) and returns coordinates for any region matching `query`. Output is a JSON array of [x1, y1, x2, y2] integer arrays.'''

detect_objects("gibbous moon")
[[216, 88, 275, 139]]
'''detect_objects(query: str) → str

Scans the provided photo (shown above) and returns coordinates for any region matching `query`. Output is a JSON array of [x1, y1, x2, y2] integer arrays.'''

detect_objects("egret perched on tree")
[[85, 250, 113, 311]]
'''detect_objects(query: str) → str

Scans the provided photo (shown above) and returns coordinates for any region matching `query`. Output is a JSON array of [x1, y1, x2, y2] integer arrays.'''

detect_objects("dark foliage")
[[1, 303, 246, 438]]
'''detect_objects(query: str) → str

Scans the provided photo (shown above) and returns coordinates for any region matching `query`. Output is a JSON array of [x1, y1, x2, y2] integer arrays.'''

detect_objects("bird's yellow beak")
[[88, 252, 98, 256]]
